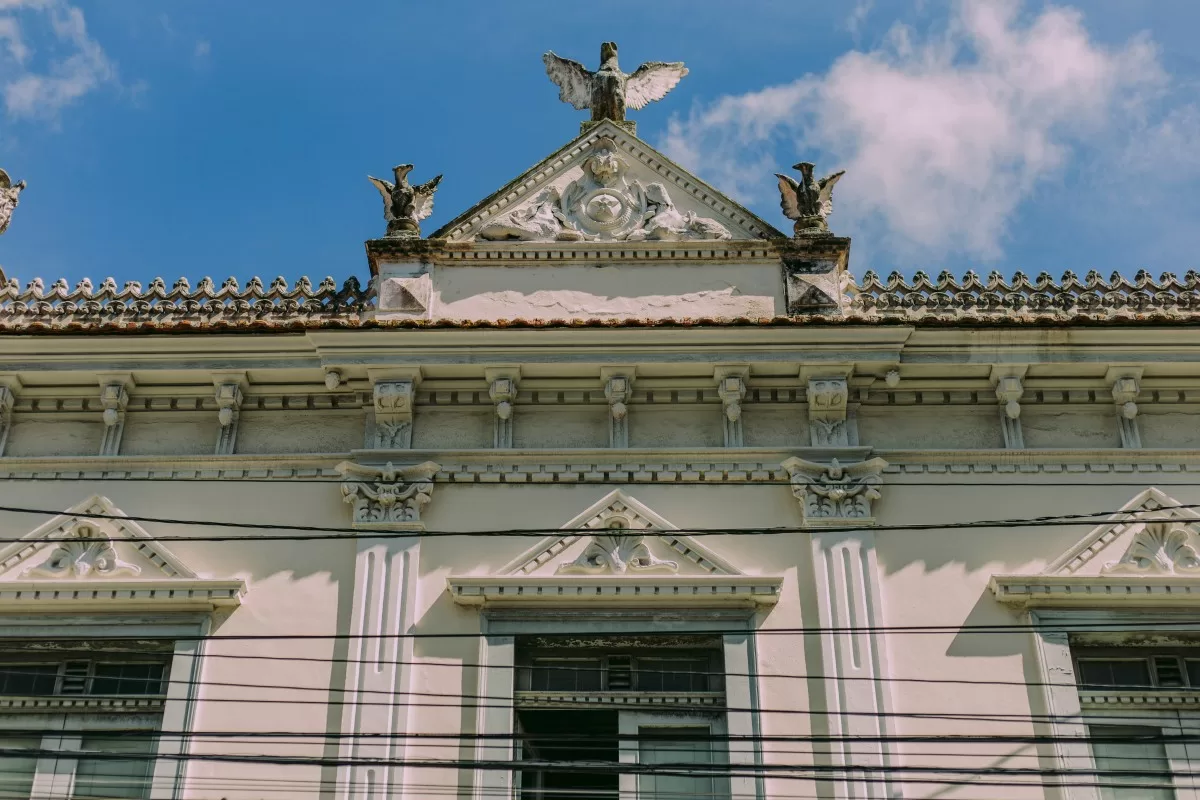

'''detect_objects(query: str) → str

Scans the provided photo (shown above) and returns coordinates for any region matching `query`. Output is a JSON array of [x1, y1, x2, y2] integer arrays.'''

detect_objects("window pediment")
[[991, 488, 1200, 607]]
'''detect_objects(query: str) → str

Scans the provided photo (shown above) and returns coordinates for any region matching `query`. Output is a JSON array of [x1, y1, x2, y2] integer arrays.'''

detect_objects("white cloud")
[[661, 0, 1166, 261], [193, 39, 210, 59], [0, 0, 115, 121]]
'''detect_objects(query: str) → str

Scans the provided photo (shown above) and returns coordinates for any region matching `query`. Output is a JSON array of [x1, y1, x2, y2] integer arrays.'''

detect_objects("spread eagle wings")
[[817, 171, 845, 216], [0, 169, 12, 190], [543, 52, 594, 110], [774, 173, 803, 218], [411, 175, 442, 222], [625, 61, 688, 110], [367, 176, 394, 203]]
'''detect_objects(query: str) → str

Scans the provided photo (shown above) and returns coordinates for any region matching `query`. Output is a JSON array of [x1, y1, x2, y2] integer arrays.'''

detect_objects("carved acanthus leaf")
[[23, 522, 141, 579], [336, 460, 440, 529], [558, 533, 678, 575], [782, 457, 887, 526]]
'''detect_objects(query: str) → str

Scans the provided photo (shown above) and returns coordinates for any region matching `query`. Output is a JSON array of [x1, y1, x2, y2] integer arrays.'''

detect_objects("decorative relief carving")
[[557, 523, 678, 575], [1104, 521, 1200, 575], [476, 138, 729, 243], [807, 377, 849, 447], [23, 522, 141, 579], [214, 382, 243, 455], [372, 380, 415, 449], [542, 41, 687, 124], [782, 457, 886, 526], [336, 461, 440, 529]]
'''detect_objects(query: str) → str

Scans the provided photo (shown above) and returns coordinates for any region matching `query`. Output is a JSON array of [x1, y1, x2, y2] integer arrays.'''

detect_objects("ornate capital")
[[336, 461, 440, 530], [373, 380, 415, 449], [781, 456, 887, 526]]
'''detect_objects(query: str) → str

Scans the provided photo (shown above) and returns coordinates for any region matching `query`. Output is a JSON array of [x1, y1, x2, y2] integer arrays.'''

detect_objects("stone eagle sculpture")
[[0, 169, 27, 236], [368, 164, 442, 238], [543, 41, 687, 122], [776, 162, 844, 236]]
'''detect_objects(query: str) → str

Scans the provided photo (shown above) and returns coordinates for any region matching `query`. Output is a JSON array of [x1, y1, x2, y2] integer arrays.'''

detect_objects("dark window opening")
[[517, 709, 618, 800], [1074, 647, 1200, 690]]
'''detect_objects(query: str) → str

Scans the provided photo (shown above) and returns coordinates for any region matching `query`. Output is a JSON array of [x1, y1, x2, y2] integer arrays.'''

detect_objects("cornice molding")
[[989, 574, 1200, 607], [0, 579, 245, 611], [447, 575, 782, 607]]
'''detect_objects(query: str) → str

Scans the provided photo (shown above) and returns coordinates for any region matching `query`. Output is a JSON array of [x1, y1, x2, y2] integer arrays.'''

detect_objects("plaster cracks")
[[336, 461, 440, 530]]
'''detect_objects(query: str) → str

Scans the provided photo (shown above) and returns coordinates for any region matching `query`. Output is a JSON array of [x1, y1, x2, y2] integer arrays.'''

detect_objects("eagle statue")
[[368, 164, 442, 238], [543, 41, 688, 123], [0, 168, 27, 236], [776, 162, 845, 236]]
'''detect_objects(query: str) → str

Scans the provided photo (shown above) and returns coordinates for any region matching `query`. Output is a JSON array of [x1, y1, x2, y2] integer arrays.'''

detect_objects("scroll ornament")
[[337, 461, 440, 528], [23, 522, 141, 579], [782, 457, 886, 525]]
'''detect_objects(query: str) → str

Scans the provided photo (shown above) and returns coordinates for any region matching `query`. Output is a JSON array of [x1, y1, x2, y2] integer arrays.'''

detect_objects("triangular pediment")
[[0, 495, 201, 581], [431, 120, 785, 244], [502, 490, 740, 577], [1042, 488, 1200, 578]]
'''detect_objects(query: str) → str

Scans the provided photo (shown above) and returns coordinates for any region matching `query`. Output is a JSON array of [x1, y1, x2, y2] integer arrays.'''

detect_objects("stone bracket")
[[486, 368, 520, 449], [0, 385, 13, 457], [1107, 367, 1144, 450], [336, 460, 441, 530], [97, 374, 132, 457], [601, 369, 632, 449], [806, 376, 852, 447], [213, 382, 244, 456], [715, 366, 748, 448], [991, 367, 1027, 450]]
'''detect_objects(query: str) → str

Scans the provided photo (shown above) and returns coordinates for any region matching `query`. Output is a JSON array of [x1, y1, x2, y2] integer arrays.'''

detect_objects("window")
[[0, 641, 172, 800], [513, 636, 729, 800], [1074, 648, 1200, 690], [1089, 726, 1174, 800]]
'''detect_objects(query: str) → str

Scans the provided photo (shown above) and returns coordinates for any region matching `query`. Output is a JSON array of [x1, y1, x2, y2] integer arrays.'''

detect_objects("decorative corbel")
[[486, 368, 520, 449], [97, 374, 131, 456], [781, 456, 887, 526], [1107, 367, 1144, 449], [715, 366, 748, 448], [992, 368, 1026, 449], [213, 384, 244, 455], [601, 368, 633, 448], [336, 460, 441, 530], [0, 384, 14, 457], [367, 368, 421, 449], [805, 376, 851, 447]]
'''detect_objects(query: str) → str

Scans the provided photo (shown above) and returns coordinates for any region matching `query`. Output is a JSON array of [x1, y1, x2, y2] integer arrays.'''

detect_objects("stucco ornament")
[[0, 169, 26, 236], [558, 520, 678, 575], [776, 162, 844, 237], [480, 139, 731, 243], [807, 377, 850, 447], [23, 522, 141, 579], [1104, 520, 1200, 575], [543, 41, 687, 123], [478, 187, 585, 242], [336, 461, 440, 529], [782, 457, 887, 526], [368, 164, 442, 238]]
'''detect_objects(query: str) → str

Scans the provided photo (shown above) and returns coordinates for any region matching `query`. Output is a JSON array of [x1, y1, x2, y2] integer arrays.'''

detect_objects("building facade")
[[1, 98, 1199, 800]]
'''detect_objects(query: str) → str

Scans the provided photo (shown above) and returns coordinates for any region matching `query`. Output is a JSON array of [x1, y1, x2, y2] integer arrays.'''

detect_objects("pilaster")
[[784, 456, 896, 800], [335, 459, 441, 800]]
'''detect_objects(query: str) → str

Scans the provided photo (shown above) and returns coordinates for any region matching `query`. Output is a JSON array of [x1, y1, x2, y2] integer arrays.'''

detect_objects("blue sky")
[[1, 0, 1198, 287]]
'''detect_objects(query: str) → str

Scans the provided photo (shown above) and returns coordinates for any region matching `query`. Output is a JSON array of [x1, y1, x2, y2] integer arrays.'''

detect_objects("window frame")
[[475, 608, 763, 800], [1032, 609, 1200, 800], [0, 613, 210, 800]]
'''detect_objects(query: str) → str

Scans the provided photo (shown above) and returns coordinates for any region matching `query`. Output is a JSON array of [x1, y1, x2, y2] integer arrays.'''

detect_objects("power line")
[[0, 500, 1191, 541]]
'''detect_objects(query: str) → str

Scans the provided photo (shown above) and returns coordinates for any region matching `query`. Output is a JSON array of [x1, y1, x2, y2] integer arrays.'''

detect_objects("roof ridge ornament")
[[543, 41, 688, 135], [0, 168, 26, 237], [368, 164, 442, 239], [776, 161, 844, 237]]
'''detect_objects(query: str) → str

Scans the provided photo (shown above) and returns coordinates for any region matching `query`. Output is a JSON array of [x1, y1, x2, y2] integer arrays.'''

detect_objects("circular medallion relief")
[[577, 188, 633, 234]]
